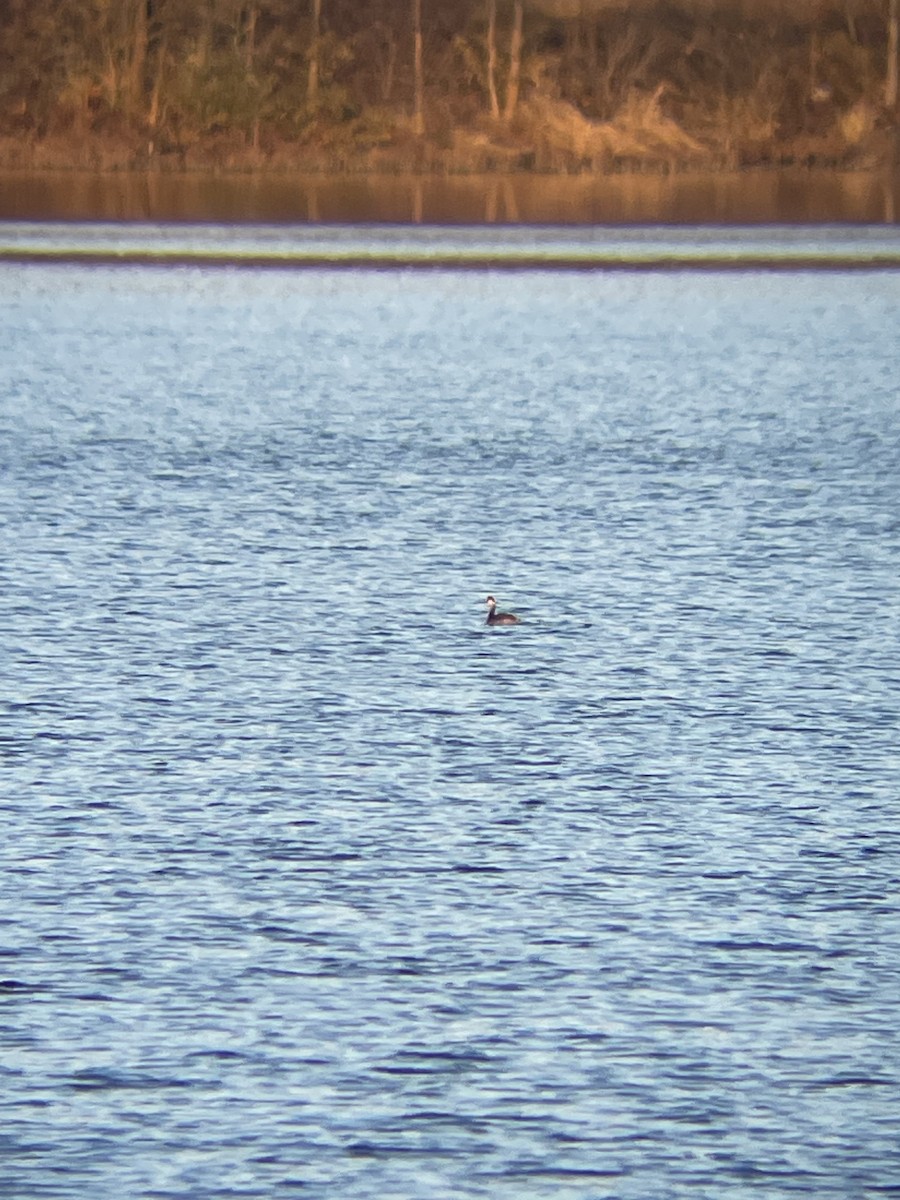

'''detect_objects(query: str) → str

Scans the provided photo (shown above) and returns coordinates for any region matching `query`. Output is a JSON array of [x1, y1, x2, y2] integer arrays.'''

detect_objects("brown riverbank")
[[0, 105, 896, 181]]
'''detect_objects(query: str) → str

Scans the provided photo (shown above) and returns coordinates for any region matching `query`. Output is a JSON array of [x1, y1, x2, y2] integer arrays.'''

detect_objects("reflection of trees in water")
[[1, 169, 897, 225]]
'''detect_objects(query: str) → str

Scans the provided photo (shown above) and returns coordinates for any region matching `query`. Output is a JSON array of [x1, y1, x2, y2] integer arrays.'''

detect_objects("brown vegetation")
[[0, 0, 898, 174]]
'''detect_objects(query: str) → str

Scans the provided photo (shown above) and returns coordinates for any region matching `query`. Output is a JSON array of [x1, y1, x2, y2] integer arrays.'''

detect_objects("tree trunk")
[[486, 0, 500, 120], [245, 4, 260, 149], [244, 4, 257, 70], [413, 0, 424, 135], [381, 30, 397, 102], [147, 7, 170, 156], [308, 0, 321, 106], [195, 0, 214, 73], [888, 0, 899, 110], [503, 0, 523, 124], [127, 0, 148, 120]]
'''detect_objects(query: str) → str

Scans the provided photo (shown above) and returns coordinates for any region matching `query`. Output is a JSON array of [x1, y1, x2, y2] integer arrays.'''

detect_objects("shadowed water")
[[2, 243, 899, 1198]]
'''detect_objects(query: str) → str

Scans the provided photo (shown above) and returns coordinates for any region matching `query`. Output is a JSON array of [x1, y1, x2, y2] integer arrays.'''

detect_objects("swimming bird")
[[486, 595, 520, 625]]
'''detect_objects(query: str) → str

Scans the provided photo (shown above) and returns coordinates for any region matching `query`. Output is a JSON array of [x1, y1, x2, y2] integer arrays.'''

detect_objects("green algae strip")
[[3, 223, 900, 270], [3, 244, 900, 270]]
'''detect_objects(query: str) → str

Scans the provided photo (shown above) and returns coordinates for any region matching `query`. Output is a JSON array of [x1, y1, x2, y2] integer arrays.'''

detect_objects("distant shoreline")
[[3, 0, 898, 220], [0, 103, 896, 181], [0, 145, 896, 178]]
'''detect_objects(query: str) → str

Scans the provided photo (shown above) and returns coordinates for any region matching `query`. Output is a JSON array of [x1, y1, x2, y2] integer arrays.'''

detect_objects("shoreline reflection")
[[0, 168, 898, 226]]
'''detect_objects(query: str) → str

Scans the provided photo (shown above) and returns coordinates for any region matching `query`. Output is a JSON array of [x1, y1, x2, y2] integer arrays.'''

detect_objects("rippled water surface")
[[2, 236, 900, 1199]]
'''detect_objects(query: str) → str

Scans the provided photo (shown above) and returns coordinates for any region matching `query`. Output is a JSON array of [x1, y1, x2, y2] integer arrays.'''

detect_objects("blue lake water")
[[2, 227, 900, 1198]]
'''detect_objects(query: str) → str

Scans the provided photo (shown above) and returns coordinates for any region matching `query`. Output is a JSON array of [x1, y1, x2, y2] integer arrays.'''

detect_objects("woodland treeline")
[[1, 0, 898, 173]]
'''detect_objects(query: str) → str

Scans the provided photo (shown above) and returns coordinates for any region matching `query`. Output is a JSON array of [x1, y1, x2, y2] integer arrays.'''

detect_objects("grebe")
[[486, 595, 520, 625]]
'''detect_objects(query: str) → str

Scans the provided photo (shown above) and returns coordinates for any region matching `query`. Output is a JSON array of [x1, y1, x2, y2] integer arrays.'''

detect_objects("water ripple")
[[1, 254, 899, 1198]]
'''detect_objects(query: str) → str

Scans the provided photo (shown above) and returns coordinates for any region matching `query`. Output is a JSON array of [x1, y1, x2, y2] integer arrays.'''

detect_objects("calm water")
[[2, 231, 900, 1199], [0, 167, 898, 225]]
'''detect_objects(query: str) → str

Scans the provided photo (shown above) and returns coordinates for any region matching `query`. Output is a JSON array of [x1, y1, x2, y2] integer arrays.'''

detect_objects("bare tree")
[[487, 0, 500, 118], [243, 3, 258, 70], [413, 0, 424, 133], [125, 0, 148, 119], [308, 0, 322, 105], [503, 0, 524, 122]]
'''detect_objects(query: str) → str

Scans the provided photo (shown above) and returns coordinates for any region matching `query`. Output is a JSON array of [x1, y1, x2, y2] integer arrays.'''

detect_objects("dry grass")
[[515, 92, 707, 171], [0, 92, 885, 176], [838, 100, 877, 147]]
